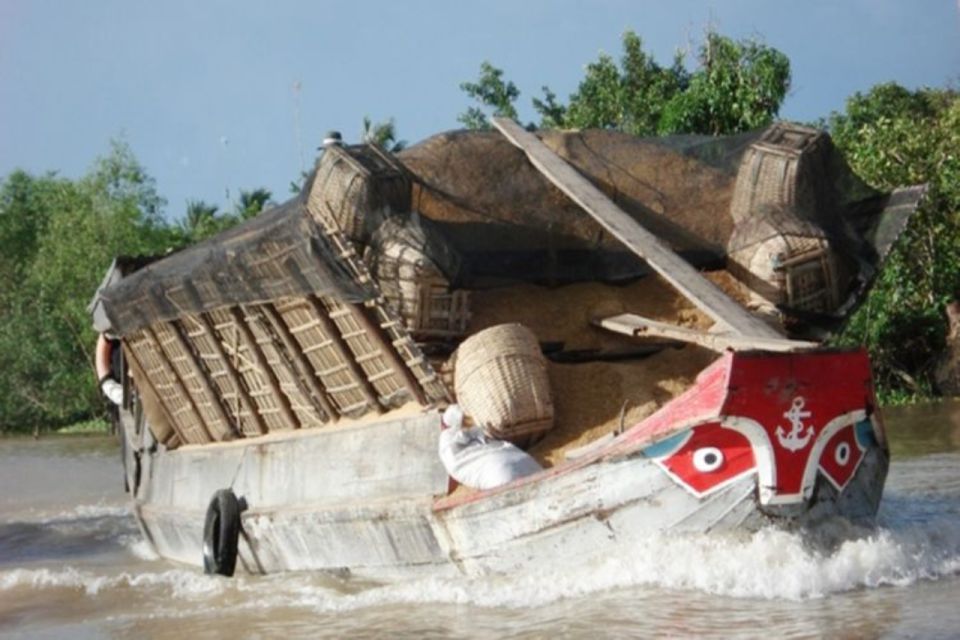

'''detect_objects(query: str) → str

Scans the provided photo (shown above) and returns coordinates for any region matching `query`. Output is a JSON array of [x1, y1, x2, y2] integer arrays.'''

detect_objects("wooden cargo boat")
[[90, 119, 923, 578]]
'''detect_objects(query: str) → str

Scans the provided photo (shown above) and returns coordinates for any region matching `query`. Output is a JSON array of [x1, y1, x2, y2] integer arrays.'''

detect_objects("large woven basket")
[[366, 217, 470, 338], [308, 144, 411, 244], [453, 323, 553, 443], [727, 123, 849, 315]]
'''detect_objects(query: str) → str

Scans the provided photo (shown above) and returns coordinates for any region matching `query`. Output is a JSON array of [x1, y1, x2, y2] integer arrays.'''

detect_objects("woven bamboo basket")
[[453, 323, 553, 443], [727, 122, 849, 315], [727, 212, 843, 314], [366, 217, 470, 339], [729, 123, 822, 225], [307, 144, 411, 244], [369, 239, 470, 338]]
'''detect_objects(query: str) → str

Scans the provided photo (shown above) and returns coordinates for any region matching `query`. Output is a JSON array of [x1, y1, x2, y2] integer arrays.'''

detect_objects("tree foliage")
[[361, 116, 407, 152], [829, 84, 960, 401], [460, 29, 790, 136], [0, 142, 180, 429], [457, 61, 520, 130], [0, 141, 273, 430]]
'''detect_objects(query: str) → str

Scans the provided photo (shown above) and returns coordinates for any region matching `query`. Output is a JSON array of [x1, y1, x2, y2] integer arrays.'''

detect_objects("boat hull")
[[124, 349, 889, 578]]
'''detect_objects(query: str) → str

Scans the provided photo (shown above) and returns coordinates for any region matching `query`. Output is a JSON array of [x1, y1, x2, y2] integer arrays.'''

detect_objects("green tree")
[[361, 116, 407, 152], [560, 32, 688, 135], [466, 29, 789, 137], [0, 141, 179, 430], [830, 84, 960, 400], [458, 61, 520, 130], [181, 199, 223, 241], [235, 188, 272, 220], [660, 32, 790, 134]]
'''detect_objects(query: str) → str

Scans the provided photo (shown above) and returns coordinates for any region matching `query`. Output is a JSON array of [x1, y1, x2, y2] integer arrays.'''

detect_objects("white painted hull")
[[124, 394, 888, 579]]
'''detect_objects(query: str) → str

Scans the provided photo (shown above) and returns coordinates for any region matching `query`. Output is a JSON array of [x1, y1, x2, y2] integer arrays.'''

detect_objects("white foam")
[[0, 567, 225, 599], [12, 501, 130, 525], [4, 520, 959, 609], [121, 535, 161, 561], [293, 519, 960, 609]]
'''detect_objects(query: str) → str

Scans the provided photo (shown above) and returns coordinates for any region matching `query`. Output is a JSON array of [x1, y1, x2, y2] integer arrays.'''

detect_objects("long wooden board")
[[595, 313, 817, 354], [491, 117, 782, 339]]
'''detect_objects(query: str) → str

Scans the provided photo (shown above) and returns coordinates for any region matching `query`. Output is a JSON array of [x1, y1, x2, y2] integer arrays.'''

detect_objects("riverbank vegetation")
[[1, 29, 957, 433]]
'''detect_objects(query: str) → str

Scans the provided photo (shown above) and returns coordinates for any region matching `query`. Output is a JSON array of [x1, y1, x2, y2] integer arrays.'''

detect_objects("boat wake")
[[2, 497, 959, 611]]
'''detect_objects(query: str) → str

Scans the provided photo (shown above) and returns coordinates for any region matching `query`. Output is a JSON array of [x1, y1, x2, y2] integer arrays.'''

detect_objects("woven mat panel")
[[454, 323, 554, 442], [207, 308, 289, 433], [125, 329, 209, 445], [321, 225, 449, 404], [179, 314, 261, 437], [325, 300, 409, 408], [274, 298, 374, 418], [365, 299, 450, 404], [151, 322, 233, 441], [121, 338, 176, 445], [241, 306, 325, 429]]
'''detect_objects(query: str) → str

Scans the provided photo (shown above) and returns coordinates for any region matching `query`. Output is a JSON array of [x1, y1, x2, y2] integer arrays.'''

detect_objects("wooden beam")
[[194, 313, 268, 436], [492, 117, 781, 339], [259, 302, 339, 422], [594, 313, 817, 354], [228, 306, 302, 430]]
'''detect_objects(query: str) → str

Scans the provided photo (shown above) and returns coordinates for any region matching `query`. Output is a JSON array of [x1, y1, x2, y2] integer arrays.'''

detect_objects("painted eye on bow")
[[645, 422, 757, 498], [834, 441, 851, 466], [818, 424, 866, 491], [693, 447, 724, 472]]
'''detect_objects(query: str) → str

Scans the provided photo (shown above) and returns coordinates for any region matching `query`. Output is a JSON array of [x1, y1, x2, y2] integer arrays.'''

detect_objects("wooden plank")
[[259, 303, 340, 422], [491, 117, 781, 339], [594, 313, 817, 354], [229, 306, 302, 430]]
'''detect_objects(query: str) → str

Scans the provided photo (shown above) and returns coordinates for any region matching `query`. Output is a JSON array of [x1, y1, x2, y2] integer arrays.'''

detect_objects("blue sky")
[[1, 0, 958, 221]]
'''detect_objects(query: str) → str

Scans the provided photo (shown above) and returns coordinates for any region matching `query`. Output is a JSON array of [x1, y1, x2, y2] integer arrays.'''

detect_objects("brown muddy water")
[[1, 401, 959, 639]]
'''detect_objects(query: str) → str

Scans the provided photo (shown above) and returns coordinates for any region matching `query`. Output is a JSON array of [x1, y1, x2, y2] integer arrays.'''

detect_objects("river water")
[[2, 401, 959, 639]]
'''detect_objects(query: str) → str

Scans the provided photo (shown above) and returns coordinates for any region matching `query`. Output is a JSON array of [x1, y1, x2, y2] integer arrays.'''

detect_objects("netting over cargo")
[[90, 122, 925, 450], [98, 189, 371, 336], [396, 124, 924, 325], [96, 123, 923, 338]]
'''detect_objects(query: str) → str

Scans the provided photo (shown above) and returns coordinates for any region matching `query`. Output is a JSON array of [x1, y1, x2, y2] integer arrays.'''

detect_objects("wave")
[[9, 501, 130, 525], [4, 516, 959, 608]]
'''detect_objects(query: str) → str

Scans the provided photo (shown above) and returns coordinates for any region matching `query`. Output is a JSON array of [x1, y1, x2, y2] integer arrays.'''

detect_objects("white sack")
[[438, 405, 542, 490]]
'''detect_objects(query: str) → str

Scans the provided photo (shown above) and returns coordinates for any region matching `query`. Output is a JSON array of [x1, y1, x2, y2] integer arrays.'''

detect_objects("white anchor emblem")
[[776, 396, 814, 452]]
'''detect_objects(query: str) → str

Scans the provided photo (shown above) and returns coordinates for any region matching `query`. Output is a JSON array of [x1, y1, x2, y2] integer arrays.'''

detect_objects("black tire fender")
[[202, 488, 241, 576]]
